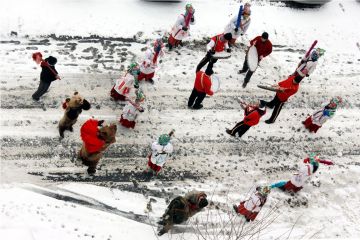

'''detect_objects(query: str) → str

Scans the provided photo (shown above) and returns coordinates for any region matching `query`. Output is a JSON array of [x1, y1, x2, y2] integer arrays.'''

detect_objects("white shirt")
[[140, 48, 164, 74], [296, 55, 318, 77], [121, 102, 139, 121], [171, 14, 195, 40], [224, 15, 251, 39], [243, 191, 265, 212], [290, 163, 315, 187], [114, 73, 135, 96], [150, 141, 174, 167]]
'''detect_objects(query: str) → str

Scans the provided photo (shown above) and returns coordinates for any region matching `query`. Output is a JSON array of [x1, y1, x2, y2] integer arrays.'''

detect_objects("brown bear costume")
[[78, 119, 117, 174], [59, 92, 91, 138], [158, 190, 208, 236]]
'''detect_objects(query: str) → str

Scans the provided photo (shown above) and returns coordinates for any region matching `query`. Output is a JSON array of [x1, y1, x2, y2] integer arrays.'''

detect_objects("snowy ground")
[[1, 0, 360, 239]]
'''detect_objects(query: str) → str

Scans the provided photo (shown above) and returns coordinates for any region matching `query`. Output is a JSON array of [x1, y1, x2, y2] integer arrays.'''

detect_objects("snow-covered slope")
[[1, 0, 360, 239]]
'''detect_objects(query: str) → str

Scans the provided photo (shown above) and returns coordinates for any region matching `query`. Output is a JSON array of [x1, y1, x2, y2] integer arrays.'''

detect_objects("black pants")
[[188, 88, 206, 108], [240, 57, 254, 83], [229, 121, 251, 137], [32, 80, 51, 100], [262, 95, 285, 123], [196, 52, 218, 72]]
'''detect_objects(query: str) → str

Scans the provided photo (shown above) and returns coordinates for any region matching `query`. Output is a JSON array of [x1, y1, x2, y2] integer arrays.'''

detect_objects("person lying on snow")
[[303, 96, 342, 133], [270, 153, 333, 193]]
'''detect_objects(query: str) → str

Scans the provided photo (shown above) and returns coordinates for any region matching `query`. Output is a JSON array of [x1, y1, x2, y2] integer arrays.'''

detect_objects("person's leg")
[[264, 95, 280, 109], [243, 70, 254, 88], [188, 88, 198, 107], [206, 58, 218, 72], [227, 121, 245, 136], [239, 57, 249, 74], [265, 101, 284, 124], [32, 81, 50, 100], [193, 92, 206, 109], [196, 54, 211, 72]]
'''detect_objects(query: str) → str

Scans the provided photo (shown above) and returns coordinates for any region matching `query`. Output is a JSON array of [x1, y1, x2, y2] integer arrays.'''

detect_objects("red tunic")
[[194, 71, 214, 96], [211, 34, 227, 53], [250, 36, 272, 58], [243, 108, 265, 127], [276, 75, 299, 102], [80, 119, 105, 153]]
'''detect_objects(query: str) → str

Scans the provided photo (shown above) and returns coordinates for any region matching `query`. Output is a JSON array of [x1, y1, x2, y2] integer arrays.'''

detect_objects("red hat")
[[32, 52, 43, 61]]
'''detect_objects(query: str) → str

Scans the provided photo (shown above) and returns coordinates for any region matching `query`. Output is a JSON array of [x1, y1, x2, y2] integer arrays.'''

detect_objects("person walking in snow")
[[119, 89, 145, 129], [158, 190, 208, 236], [293, 48, 325, 83], [233, 186, 271, 222], [224, 2, 252, 45], [270, 153, 333, 193], [168, 3, 196, 50], [110, 62, 140, 101], [226, 100, 266, 138], [196, 33, 232, 73], [59, 91, 91, 138], [238, 32, 272, 88], [260, 75, 300, 124], [138, 38, 165, 84], [188, 68, 214, 109], [32, 52, 61, 101], [145, 130, 175, 175], [303, 97, 342, 133], [78, 118, 117, 175]]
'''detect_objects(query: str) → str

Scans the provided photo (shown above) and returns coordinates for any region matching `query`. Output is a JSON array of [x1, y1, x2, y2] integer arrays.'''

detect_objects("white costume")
[[290, 163, 315, 188], [224, 15, 251, 39], [171, 14, 195, 41], [113, 73, 136, 97], [140, 48, 164, 75], [150, 141, 174, 167]]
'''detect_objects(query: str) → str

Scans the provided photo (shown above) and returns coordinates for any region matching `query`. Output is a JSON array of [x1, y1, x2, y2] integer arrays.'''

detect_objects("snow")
[[1, 0, 360, 239]]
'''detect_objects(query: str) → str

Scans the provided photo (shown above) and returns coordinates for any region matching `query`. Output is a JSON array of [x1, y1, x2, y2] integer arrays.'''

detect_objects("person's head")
[[224, 32, 233, 41], [309, 153, 320, 173], [261, 32, 269, 42], [32, 52, 43, 64], [185, 3, 194, 14], [328, 96, 342, 109], [154, 38, 164, 53], [198, 196, 208, 208], [205, 68, 214, 76], [158, 133, 171, 146], [243, 2, 251, 16], [135, 88, 146, 103], [257, 186, 271, 197], [46, 56, 57, 66], [98, 123, 117, 143], [310, 50, 319, 61], [127, 62, 140, 76]]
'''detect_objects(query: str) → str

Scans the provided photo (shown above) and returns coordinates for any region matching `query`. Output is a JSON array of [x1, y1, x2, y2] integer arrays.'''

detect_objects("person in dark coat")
[[59, 92, 91, 138], [158, 190, 208, 236], [32, 55, 60, 101]]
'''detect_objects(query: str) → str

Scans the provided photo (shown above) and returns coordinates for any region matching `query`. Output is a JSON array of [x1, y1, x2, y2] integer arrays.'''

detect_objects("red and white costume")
[[168, 13, 195, 46], [138, 48, 164, 81], [235, 190, 267, 221], [147, 141, 174, 173], [111, 73, 136, 101], [119, 101, 141, 129]]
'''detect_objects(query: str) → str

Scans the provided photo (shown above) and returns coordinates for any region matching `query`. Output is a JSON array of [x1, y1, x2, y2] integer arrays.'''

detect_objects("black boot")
[[226, 129, 235, 137], [147, 78, 155, 84], [59, 127, 65, 138]]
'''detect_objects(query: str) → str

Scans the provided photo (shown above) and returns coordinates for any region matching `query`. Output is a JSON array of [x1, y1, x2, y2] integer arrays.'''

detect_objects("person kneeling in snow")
[[168, 3, 195, 50], [59, 91, 91, 138], [78, 119, 117, 175], [188, 68, 214, 109], [233, 186, 271, 222], [119, 89, 145, 129], [303, 97, 342, 133], [145, 130, 175, 175], [158, 190, 208, 236], [138, 38, 164, 84], [226, 100, 266, 138], [110, 62, 140, 101], [270, 153, 333, 193]]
